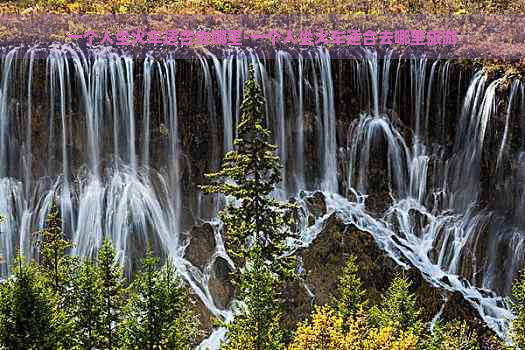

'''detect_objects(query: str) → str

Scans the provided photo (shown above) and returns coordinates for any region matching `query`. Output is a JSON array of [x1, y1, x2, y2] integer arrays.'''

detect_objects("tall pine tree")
[[120, 253, 200, 349], [67, 260, 105, 349], [201, 65, 297, 350], [97, 239, 125, 349], [200, 65, 296, 279], [0, 256, 55, 350], [35, 204, 76, 294]]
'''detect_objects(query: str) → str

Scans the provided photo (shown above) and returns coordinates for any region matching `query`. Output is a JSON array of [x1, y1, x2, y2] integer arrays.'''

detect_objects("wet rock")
[[191, 296, 215, 344], [338, 154, 349, 195], [188, 256, 234, 343], [440, 275, 452, 287], [442, 291, 481, 322], [282, 279, 313, 330], [305, 191, 327, 217], [365, 135, 392, 213], [184, 223, 216, 269], [471, 224, 492, 287], [366, 190, 393, 214], [346, 188, 359, 203], [208, 256, 235, 309], [391, 234, 413, 252], [441, 292, 497, 347], [428, 225, 447, 263], [407, 208, 429, 237], [304, 191, 327, 225], [288, 197, 303, 232], [303, 111, 322, 179], [404, 269, 443, 322], [286, 210, 493, 340]]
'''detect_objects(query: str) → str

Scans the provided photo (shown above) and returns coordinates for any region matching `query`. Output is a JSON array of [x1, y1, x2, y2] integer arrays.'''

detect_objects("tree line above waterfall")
[[4, 65, 525, 350]]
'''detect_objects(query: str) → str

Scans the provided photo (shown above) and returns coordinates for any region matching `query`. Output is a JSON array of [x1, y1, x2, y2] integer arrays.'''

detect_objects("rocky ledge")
[[185, 191, 498, 347]]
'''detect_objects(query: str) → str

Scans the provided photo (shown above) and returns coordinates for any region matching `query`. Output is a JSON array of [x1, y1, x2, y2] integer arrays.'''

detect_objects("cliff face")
[[290, 193, 496, 343], [185, 191, 497, 345], [1, 49, 524, 342]]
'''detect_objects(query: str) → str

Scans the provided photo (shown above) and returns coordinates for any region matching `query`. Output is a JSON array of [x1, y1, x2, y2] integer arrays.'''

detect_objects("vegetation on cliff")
[[288, 257, 482, 350], [511, 269, 525, 349], [201, 65, 298, 349]]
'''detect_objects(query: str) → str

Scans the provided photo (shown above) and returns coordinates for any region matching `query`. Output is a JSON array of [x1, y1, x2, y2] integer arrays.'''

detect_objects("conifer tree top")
[[200, 64, 297, 280]]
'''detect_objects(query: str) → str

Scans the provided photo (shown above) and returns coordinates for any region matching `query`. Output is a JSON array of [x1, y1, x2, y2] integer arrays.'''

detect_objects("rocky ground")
[[184, 191, 498, 346]]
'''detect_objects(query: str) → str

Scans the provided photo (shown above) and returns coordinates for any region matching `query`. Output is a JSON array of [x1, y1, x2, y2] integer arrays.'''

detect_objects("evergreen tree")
[[333, 255, 367, 321], [120, 253, 200, 349], [223, 248, 285, 350], [67, 260, 105, 349], [97, 239, 125, 349], [369, 274, 423, 333], [201, 66, 297, 350], [0, 256, 55, 350], [200, 65, 297, 280], [35, 204, 78, 349], [35, 204, 76, 294]]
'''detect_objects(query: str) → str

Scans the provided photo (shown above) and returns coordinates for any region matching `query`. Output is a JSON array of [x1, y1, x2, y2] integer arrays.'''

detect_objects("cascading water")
[[0, 45, 524, 346]]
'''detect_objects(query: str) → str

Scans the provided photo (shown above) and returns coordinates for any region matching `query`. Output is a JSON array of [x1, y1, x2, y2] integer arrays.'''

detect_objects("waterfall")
[[295, 55, 305, 191], [1, 46, 525, 346], [317, 48, 337, 193], [275, 50, 290, 195]]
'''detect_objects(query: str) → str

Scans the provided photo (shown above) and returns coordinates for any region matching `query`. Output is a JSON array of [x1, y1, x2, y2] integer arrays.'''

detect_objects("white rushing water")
[[0, 45, 524, 347]]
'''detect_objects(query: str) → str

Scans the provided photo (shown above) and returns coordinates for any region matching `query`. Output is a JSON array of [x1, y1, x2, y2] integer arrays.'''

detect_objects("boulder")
[[304, 191, 327, 225], [191, 296, 215, 344], [185, 223, 216, 269], [208, 256, 235, 310], [189, 256, 235, 343]]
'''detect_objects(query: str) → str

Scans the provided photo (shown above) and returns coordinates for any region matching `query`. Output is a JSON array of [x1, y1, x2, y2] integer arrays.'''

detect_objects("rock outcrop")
[[208, 256, 235, 310], [188, 191, 497, 347], [285, 191, 497, 346], [185, 223, 216, 268]]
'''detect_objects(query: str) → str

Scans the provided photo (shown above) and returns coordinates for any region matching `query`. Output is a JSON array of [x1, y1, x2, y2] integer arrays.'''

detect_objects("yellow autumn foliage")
[[288, 306, 420, 350], [363, 326, 418, 350], [288, 306, 349, 350]]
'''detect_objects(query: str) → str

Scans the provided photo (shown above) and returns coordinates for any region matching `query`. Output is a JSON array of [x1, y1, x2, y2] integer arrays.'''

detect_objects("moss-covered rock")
[[284, 192, 497, 345]]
